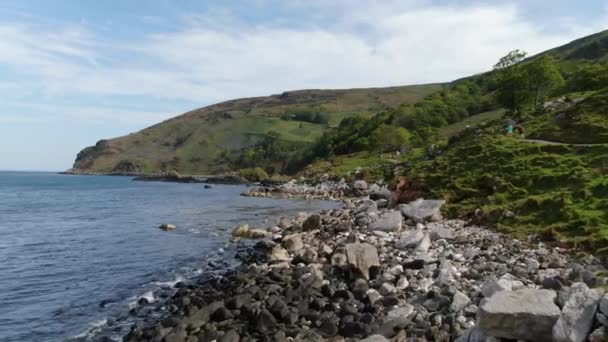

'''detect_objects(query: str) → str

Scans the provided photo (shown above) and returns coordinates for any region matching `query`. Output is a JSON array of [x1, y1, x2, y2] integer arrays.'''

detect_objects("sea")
[[0, 171, 338, 341]]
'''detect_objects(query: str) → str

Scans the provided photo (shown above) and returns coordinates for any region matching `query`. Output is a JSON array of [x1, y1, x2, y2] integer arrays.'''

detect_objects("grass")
[[440, 109, 506, 138], [411, 132, 608, 251]]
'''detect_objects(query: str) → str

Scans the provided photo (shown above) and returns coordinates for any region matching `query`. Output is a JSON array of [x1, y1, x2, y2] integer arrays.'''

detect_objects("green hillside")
[[73, 85, 442, 174]]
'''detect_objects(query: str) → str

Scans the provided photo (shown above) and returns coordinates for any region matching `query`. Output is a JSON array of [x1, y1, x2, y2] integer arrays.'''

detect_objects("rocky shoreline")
[[122, 181, 608, 342]]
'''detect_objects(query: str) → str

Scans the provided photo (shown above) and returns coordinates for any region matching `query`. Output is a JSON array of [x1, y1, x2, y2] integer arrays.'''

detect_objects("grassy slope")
[[412, 132, 608, 250], [73, 84, 442, 174]]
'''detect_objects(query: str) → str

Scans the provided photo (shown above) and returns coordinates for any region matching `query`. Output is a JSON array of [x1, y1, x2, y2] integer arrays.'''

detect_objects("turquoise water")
[[0, 172, 336, 341]]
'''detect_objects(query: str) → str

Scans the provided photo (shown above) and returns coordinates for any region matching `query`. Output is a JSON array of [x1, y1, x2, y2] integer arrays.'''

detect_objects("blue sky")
[[0, 0, 606, 171]]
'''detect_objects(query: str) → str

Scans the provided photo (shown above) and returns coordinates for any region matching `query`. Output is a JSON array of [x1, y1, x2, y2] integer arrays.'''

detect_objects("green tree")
[[525, 55, 564, 108], [494, 50, 529, 111], [370, 124, 411, 152], [493, 50, 527, 70]]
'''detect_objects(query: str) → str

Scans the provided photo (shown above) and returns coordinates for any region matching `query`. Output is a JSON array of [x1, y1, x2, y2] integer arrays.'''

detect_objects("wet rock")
[[477, 288, 560, 341], [159, 223, 176, 231], [553, 282, 603, 342], [232, 224, 269, 239], [399, 198, 445, 223], [302, 214, 321, 231], [369, 210, 402, 232], [344, 243, 380, 280]]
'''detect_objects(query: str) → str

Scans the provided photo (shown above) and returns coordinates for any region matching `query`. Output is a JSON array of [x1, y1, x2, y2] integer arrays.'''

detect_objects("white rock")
[[414, 232, 431, 254], [451, 290, 471, 312], [553, 282, 603, 342], [395, 229, 424, 249], [480, 273, 524, 298]]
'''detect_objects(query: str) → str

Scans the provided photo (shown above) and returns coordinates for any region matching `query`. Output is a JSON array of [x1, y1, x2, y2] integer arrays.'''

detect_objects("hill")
[[72, 85, 442, 174]]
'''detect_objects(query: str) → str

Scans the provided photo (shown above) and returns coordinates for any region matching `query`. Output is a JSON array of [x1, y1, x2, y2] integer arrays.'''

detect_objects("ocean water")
[[0, 172, 338, 341]]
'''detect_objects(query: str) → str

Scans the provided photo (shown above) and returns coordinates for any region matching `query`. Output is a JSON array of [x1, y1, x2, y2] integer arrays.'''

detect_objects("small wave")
[[151, 275, 185, 288], [68, 319, 108, 341]]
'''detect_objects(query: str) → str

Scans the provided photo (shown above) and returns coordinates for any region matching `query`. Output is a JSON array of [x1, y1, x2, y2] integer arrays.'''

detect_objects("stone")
[[360, 334, 389, 342], [477, 288, 561, 342], [553, 282, 603, 342], [395, 277, 409, 290], [159, 223, 176, 231], [302, 214, 321, 231], [451, 290, 470, 312], [395, 229, 424, 249], [399, 198, 446, 223], [366, 289, 382, 305], [353, 180, 368, 191], [428, 223, 454, 240], [345, 243, 380, 280], [368, 210, 402, 232], [379, 283, 396, 296], [414, 233, 431, 254], [218, 330, 240, 342], [282, 234, 304, 252], [269, 245, 290, 262], [256, 309, 277, 333], [455, 327, 487, 342], [231, 224, 269, 239], [331, 253, 348, 267], [480, 273, 524, 298], [599, 293, 608, 316], [588, 327, 607, 342], [376, 305, 413, 337]]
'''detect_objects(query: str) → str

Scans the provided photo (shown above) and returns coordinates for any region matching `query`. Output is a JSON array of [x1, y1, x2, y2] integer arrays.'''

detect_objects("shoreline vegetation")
[[115, 180, 608, 342]]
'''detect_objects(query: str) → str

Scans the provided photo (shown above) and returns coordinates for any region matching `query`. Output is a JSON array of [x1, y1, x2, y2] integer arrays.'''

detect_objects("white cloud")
[[0, 2, 605, 123]]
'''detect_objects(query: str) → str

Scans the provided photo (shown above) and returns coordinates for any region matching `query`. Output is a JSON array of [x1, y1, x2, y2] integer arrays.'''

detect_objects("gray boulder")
[[414, 232, 431, 254], [269, 245, 290, 262], [451, 290, 471, 312], [428, 222, 455, 240], [599, 293, 608, 316], [353, 180, 368, 191], [395, 229, 424, 249], [360, 335, 389, 342], [455, 326, 488, 342], [282, 233, 304, 252], [344, 243, 380, 280], [368, 210, 402, 232], [553, 282, 603, 342], [399, 198, 445, 223], [480, 273, 524, 298], [477, 288, 561, 342]]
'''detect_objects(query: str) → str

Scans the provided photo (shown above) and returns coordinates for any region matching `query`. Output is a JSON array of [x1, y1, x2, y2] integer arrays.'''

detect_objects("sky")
[[0, 0, 606, 171]]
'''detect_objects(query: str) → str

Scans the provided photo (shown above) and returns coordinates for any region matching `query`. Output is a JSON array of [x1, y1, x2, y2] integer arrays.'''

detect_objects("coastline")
[[118, 181, 608, 342]]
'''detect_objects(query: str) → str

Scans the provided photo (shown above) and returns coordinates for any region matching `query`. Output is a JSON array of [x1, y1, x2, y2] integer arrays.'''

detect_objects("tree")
[[494, 50, 529, 111], [370, 124, 411, 152], [493, 50, 527, 70], [524, 56, 564, 108]]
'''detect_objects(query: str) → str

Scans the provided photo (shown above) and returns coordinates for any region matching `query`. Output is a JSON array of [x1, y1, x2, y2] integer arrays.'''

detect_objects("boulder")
[[599, 293, 608, 316], [399, 198, 445, 223], [368, 210, 402, 232], [353, 180, 368, 191], [428, 223, 455, 240], [159, 224, 176, 231], [451, 290, 471, 312], [282, 233, 304, 252], [477, 288, 561, 342], [553, 282, 603, 342], [480, 273, 524, 298], [269, 245, 290, 262], [360, 335, 389, 342], [414, 232, 431, 254], [231, 224, 269, 239], [302, 214, 321, 231], [395, 229, 424, 249], [344, 243, 380, 280], [455, 327, 488, 342]]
